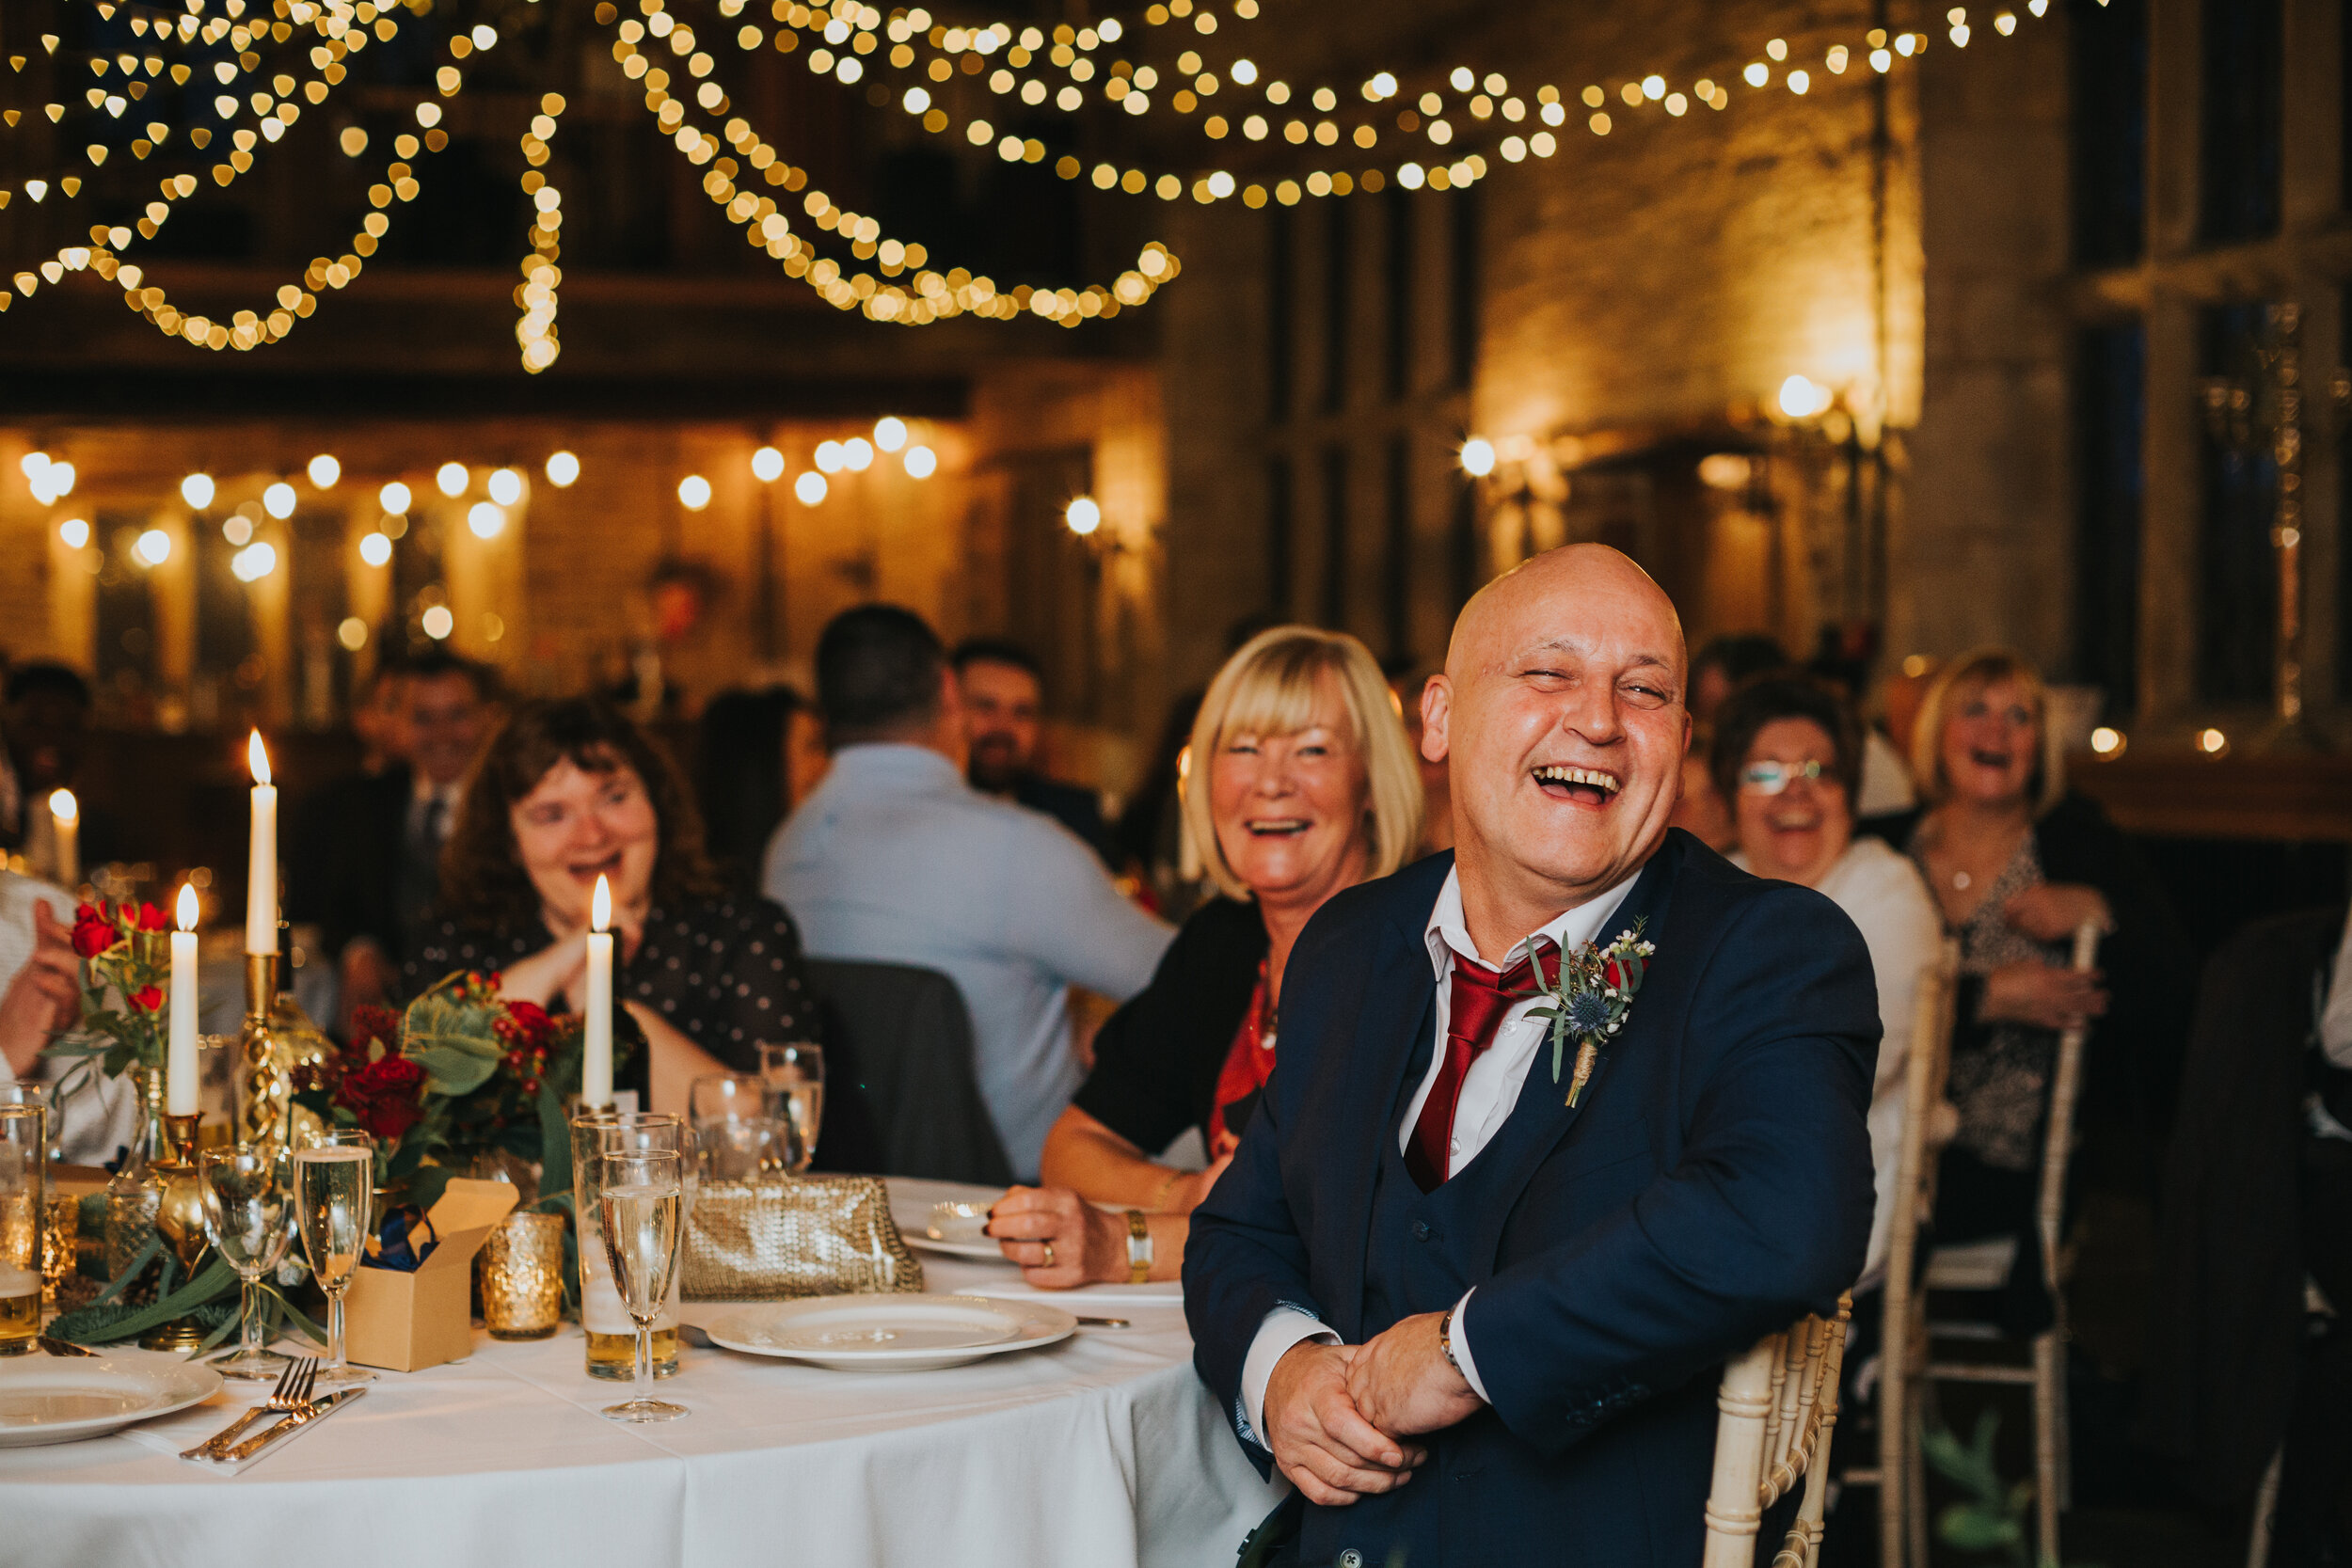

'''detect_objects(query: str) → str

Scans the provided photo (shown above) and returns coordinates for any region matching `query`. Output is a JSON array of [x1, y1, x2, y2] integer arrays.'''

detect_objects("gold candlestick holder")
[[237, 952, 287, 1153], [140, 1112, 210, 1353]]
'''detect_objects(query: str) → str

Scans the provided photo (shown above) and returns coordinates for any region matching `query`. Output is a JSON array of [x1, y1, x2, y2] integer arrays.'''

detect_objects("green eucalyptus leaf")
[[400, 977, 505, 1096]]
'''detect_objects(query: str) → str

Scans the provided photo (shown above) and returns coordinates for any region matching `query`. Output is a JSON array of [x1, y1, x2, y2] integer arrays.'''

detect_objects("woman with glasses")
[[1711, 673, 1943, 1296]]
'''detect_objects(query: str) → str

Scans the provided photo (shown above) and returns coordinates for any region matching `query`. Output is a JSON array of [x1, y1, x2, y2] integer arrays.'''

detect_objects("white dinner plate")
[[904, 1232, 1016, 1262], [703, 1293, 1076, 1371], [0, 1345, 225, 1447]]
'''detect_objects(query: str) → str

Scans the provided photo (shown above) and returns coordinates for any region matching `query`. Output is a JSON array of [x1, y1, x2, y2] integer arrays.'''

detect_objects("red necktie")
[[1405, 939, 1559, 1192]]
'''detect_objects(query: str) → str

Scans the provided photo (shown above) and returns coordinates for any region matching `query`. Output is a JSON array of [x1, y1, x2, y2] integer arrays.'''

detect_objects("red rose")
[[130, 985, 164, 1011], [496, 999, 555, 1053], [72, 905, 116, 958], [347, 1004, 403, 1056], [135, 902, 167, 931], [336, 1055, 427, 1142]]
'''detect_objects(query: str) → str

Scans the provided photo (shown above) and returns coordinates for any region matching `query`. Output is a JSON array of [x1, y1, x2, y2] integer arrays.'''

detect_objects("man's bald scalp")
[[1443, 544, 1688, 682]]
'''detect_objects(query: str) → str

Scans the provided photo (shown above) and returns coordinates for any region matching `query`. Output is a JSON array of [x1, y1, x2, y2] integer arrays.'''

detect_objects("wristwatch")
[[1124, 1210, 1152, 1285], [1438, 1304, 1466, 1382]]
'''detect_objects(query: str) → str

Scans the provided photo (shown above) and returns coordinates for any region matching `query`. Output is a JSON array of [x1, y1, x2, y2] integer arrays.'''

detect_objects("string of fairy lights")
[[0, 0, 2061, 348]]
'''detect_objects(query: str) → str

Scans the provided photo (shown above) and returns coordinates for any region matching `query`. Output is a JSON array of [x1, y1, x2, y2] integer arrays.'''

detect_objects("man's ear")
[[1420, 675, 1453, 765]]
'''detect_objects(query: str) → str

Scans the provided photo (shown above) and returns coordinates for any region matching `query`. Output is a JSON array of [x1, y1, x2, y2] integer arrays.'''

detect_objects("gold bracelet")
[[1124, 1209, 1152, 1285]]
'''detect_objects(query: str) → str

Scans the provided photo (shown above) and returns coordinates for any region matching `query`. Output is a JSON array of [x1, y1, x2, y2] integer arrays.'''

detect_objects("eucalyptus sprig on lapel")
[[1526, 919, 1655, 1108]]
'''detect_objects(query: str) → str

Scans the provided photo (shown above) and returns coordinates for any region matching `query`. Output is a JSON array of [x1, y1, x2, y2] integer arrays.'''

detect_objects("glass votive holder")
[[41, 1195, 79, 1309], [480, 1212, 565, 1340]]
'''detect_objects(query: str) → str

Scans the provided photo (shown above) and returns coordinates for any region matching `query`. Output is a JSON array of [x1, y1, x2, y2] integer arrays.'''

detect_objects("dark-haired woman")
[[407, 698, 877, 1166]]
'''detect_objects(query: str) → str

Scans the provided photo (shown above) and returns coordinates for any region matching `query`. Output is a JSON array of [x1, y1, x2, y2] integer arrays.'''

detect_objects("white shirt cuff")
[[1239, 1307, 1339, 1447], [1448, 1290, 1491, 1404]]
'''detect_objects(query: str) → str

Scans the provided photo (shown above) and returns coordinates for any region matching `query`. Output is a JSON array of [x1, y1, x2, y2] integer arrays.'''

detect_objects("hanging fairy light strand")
[[514, 91, 564, 372]]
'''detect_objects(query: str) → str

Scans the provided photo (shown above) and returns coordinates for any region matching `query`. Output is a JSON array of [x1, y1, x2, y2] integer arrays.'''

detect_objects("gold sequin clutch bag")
[[680, 1175, 925, 1302]]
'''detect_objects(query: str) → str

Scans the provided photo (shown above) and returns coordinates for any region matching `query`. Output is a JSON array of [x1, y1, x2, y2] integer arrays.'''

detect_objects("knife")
[[223, 1386, 368, 1465]]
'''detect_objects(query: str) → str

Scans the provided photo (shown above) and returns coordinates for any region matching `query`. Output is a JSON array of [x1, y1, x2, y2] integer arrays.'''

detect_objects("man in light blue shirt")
[[765, 606, 1173, 1180]]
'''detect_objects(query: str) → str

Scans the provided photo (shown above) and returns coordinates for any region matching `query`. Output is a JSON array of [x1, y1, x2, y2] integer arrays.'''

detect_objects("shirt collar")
[[826, 742, 966, 789], [1423, 863, 1642, 978]]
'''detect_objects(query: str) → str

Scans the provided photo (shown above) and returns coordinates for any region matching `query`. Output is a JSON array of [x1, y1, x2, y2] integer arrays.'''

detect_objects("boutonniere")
[[1526, 919, 1654, 1108]]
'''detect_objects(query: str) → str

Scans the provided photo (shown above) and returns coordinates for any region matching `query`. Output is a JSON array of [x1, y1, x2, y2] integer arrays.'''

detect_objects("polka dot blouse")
[[404, 895, 821, 1073]]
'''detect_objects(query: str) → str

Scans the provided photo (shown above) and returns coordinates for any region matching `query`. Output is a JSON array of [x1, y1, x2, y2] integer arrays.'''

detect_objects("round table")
[[0, 1180, 1280, 1568]]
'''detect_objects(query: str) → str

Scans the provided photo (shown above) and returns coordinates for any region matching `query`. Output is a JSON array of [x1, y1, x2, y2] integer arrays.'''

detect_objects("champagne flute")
[[597, 1149, 686, 1424], [755, 1042, 825, 1174], [292, 1129, 377, 1388], [199, 1147, 294, 1380]]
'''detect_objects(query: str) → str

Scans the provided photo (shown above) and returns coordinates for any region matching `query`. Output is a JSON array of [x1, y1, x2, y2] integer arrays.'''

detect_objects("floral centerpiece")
[[45, 898, 172, 1098]]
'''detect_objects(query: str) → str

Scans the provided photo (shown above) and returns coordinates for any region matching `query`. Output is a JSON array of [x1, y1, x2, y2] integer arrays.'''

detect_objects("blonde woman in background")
[[987, 626, 1423, 1286]]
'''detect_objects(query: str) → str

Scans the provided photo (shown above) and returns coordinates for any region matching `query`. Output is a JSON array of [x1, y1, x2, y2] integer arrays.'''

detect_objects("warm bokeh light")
[[488, 467, 525, 507], [1459, 438, 1496, 477], [2089, 726, 2125, 758], [40, 460, 75, 500], [903, 445, 938, 480], [248, 730, 272, 785], [872, 417, 908, 452], [436, 462, 469, 498], [468, 502, 507, 539], [752, 446, 786, 483], [49, 788, 77, 826], [1777, 374, 1833, 418], [1065, 496, 1103, 535], [421, 604, 455, 640], [57, 517, 87, 549], [359, 531, 392, 566], [230, 542, 278, 580], [135, 528, 173, 566], [379, 481, 413, 515], [338, 616, 370, 650], [307, 453, 341, 489], [2198, 727, 2229, 757], [843, 437, 875, 472], [545, 451, 580, 487], [794, 471, 828, 506], [815, 441, 846, 474], [677, 474, 713, 511], [19, 451, 48, 481], [182, 472, 216, 510], [263, 482, 297, 519]]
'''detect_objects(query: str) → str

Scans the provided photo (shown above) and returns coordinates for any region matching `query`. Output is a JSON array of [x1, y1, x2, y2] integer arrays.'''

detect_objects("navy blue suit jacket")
[[1184, 832, 1881, 1567]]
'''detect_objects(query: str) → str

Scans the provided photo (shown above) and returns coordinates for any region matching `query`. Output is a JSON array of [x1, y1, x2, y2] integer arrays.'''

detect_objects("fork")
[[181, 1356, 319, 1461]]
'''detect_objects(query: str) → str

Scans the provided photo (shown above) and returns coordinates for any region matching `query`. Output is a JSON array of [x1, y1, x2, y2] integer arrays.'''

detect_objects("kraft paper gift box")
[[344, 1179, 519, 1372]]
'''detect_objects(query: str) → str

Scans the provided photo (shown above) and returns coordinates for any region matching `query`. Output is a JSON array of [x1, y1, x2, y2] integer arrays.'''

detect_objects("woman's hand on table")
[[2003, 883, 2114, 944], [1980, 960, 2108, 1032], [497, 933, 588, 1009], [986, 1186, 1129, 1288]]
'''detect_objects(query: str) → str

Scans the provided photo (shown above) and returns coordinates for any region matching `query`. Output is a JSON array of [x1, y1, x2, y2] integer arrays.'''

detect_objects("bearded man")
[[1184, 545, 1880, 1566]]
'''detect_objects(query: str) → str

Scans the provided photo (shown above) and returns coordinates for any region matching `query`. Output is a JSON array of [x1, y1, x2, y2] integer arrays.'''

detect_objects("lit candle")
[[245, 731, 277, 957], [168, 884, 199, 1117], [582, 874, 613, 1108], [46, 788, 77, 888]]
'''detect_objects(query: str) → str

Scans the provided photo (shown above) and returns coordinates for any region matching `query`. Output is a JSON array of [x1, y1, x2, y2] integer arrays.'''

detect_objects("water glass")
[[694, 1116, 801, 1181], [687, 1074, 764, 1130], [597, 1149, 686, 1424], [199, 1146, 294, 1380], [292, 1128, 376, 1387], [0, 1105, 43, 1356], [755, 1042, 825, 1174]]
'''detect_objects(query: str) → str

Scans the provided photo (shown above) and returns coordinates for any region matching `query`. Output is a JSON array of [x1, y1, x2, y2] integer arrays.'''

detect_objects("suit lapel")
[[1458, 838, 1686, 1267], [1324, 885, 1440, 1343]]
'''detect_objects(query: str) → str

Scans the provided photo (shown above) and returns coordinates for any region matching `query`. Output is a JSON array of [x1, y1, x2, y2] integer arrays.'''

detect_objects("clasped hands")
[[1263, 1311, 1485, 1507]]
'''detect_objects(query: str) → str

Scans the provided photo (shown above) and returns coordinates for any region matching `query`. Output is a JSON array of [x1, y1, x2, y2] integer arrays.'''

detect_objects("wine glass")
[[292, 1128, 376, 1388], [755, 1042, 825, 1174], [694, 1116, 800, 1180], [687, 1073, 764, 1130], [199, 1147, 294, 1380], [596, 1149, 686, 1424]]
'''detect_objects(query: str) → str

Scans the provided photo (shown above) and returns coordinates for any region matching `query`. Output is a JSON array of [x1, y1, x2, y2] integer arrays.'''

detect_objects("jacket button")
[[1410, 1221, 1430, 1242], [1338, 1551, 1365, 1568]]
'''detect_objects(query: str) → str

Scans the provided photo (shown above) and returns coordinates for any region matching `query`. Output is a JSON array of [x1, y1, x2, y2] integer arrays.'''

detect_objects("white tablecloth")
[[0, 1180, 1280, 1568]]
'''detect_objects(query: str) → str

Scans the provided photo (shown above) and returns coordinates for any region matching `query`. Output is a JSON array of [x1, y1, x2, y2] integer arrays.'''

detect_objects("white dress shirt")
[[1236, 864, 1640, 1446]]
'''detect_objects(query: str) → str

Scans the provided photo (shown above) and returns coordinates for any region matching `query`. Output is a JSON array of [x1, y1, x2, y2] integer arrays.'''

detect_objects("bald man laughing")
[[1184, 546, 1881, 1566]]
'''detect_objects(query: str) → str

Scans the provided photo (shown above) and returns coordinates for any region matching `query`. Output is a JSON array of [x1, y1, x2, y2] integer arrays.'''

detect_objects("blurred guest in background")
[[1867, 647, 2192, 1330], [1672, 634, 1790, 853], [951, 639, 1115, 867], [414, 697, 876, 1164], [694, 685, 826, 894], [291, 650, 492, 1032], [2, 661, 121, 875], [1712, 673, 1942, 1294], [766, 605, 1170, 1180], [348, 662, 411, 777], [988, 626, 1422, 1286], [0, 866, 135, 1164]]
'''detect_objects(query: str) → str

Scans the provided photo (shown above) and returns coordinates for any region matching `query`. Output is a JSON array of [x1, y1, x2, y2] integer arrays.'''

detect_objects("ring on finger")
[[1041, 1242, 1056, 1268]]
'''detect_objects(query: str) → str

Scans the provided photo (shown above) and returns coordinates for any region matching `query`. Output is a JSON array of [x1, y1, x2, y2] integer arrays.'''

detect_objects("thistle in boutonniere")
[[1526, 920, 1655, 1108]]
